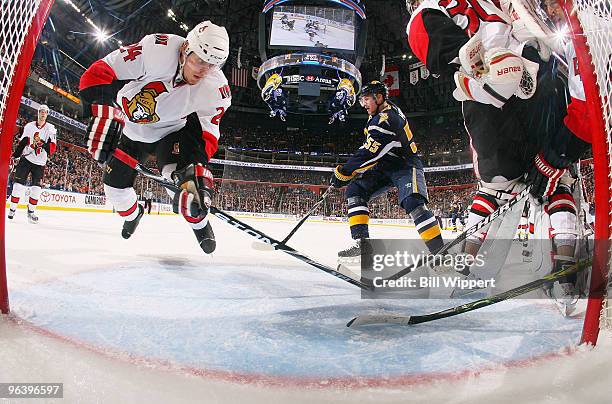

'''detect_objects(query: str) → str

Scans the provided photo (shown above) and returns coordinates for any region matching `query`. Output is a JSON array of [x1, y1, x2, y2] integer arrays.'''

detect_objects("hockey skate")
[[7, 209, 15, 220], [549, 282, 579, 316], [337, 239, 373, 266], [193, 221, 216, 254], [543, 258, 579, 316], [121, 205, 144, 239], [27, 210, 38, 224]]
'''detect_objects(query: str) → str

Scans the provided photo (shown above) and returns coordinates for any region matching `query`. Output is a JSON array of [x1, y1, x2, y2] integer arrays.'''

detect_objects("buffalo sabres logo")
[[121, 81, 168, 123]]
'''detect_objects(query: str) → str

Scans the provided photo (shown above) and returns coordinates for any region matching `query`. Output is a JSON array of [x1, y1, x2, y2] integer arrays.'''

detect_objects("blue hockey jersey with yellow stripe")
[[336, 103, 420, 180]]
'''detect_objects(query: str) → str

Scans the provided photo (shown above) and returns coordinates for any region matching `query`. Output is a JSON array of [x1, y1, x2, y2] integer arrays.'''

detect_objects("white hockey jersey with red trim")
[[20, 121, 57, 166], [406, 0, 516, 76], [101, 34, 231, 152]]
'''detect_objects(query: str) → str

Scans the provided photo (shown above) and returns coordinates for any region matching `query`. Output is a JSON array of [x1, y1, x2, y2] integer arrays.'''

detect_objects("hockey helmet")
[[186, 21, 230, 66], [38, 104, 49, 113], [360, 80, 389, 102]]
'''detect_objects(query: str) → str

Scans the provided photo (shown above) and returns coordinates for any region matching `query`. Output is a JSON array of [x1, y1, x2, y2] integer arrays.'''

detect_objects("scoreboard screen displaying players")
[[269, 5, 355, 51]]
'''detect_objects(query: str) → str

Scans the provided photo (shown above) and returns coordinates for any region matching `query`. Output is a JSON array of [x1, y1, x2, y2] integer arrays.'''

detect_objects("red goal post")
[[560, 0, 612, 345], [0, 0, 55, 314]]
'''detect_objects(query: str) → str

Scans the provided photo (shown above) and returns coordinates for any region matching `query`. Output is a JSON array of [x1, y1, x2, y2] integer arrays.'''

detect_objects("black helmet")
[[360, 80, 389, 100]]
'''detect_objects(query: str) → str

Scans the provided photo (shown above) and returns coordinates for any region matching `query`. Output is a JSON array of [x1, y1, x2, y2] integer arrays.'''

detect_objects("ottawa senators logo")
[[31, 132, 42, 147], [121, 81, 168, 123]]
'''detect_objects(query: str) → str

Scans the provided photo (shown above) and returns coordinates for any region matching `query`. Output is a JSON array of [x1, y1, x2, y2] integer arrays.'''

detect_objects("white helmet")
[[185, 21, 230, 66], [38, 104, 49, 113]]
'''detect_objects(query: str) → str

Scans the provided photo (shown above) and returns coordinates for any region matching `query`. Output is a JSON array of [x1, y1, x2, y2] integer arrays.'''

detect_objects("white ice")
[[270, 19, 355, 50], [2, 209, 612, 403]]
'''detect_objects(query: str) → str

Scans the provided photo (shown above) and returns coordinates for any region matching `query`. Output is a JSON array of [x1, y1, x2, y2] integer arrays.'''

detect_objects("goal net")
[[0, 0, 54, 313], [560, 0, 612, 344]]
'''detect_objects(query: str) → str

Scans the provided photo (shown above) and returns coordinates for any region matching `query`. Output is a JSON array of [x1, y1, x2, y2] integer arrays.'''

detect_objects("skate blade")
[[337, 256, 361, 266], [554, 299, 577, 317]]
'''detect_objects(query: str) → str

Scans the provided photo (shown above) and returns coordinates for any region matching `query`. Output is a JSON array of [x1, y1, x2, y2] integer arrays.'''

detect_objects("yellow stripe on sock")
[[419, 225, 441, 241], [349, 214, 369, 226]]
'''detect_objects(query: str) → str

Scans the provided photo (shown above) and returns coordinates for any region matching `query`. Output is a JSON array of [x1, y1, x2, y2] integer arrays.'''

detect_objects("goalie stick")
[[252, 186, 333, 251], [111, 149, 372, 291], [346, 257, 591, 327], [376, 186, 531, 283]]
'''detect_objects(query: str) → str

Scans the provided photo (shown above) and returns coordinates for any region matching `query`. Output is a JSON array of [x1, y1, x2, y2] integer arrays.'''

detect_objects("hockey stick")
[[377, 186, 531, 283], [347, 257, 591, 327], [111, 149, 372, 291], [252, 186, 333, 251]]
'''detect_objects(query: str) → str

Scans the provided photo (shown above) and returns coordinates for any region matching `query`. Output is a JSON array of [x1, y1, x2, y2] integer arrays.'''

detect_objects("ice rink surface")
[[2, 209, 612, 403], [270, 18, 354, 50]]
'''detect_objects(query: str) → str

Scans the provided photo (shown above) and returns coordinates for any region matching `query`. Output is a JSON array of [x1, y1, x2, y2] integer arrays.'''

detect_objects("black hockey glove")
[[330, 165, 353, 188], [527, 149, 571, 199], [171, 163, 214, 223], [42, 138, 55, 155], [85, 104, 125, 164]]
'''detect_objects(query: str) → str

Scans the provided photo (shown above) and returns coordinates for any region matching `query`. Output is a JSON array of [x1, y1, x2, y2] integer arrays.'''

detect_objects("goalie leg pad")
[[546, 188, 578, 248]]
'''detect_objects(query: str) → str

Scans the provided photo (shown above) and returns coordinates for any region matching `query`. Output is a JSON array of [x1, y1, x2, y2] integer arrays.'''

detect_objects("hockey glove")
[[330, 165, 353, 188], [527, 150, 571, 199], [86, 104, 125, 164], [42, 138, 56, 156], [172, 163, 214, 223]]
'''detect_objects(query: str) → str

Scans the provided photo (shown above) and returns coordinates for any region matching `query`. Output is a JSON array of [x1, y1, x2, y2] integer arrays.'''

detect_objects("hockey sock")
[[548, 187, 578, 284], [104, 185, 141, 221], [9, 182, 25, 212], [347, 196, 369, 239], [410, 205, 443, 253], [466, 192, 500, 244], [28, 185, 41, 213]]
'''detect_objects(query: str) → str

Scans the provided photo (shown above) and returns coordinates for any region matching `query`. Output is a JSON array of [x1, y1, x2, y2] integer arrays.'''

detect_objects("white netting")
[[0, 0, 42, 128], [569, 0, 612, 330]]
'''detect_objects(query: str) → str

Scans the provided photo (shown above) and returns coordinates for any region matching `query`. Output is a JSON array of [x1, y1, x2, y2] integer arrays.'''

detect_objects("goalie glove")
[[527, 150, 571, 199], [454, 34, 539, 108], [86, 104, 125, 163], [171, 164, 214, 224]]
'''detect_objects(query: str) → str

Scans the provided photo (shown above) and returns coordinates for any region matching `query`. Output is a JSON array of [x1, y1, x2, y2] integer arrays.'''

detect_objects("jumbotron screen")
[[269, 5, 355, 51]]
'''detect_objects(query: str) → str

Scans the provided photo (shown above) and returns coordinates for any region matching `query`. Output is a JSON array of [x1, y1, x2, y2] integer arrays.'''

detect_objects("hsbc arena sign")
[[257, 52, 362, 92]]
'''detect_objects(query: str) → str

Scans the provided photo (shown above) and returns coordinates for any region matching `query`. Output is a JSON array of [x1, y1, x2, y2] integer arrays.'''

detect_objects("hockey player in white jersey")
[[8, 104, 57, 223], [78, 21, 232, 254]]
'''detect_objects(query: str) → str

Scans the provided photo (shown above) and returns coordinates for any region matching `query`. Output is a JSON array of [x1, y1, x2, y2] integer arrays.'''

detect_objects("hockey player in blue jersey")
[[328, 78, 356, 124], [261, 73, 288, 121], [330, 81, 444, 259]]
